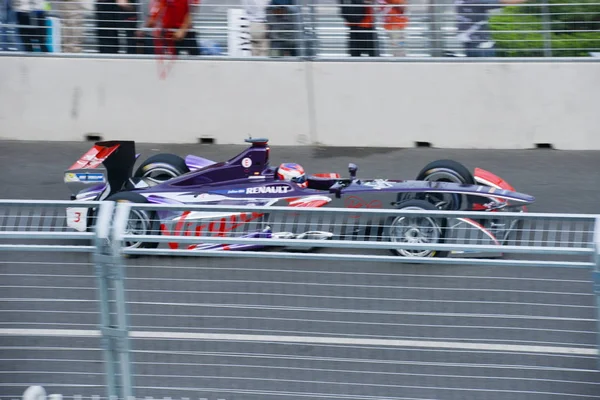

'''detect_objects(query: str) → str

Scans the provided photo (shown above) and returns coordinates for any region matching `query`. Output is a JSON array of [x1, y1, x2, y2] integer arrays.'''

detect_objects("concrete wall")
[[1, 56, 598, 149]]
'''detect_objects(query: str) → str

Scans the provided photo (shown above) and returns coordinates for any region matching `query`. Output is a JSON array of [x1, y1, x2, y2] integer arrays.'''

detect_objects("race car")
[[63, 138, 535, 258]]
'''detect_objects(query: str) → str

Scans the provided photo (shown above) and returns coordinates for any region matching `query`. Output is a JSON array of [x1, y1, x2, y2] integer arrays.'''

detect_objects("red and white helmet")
[[277, 163, 307, 188]]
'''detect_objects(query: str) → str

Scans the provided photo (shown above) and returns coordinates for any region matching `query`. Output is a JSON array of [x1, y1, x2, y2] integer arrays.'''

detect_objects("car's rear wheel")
[[387, 200, 448, 258], [106, 192, 160, 250], [134, 153, 190, 183]]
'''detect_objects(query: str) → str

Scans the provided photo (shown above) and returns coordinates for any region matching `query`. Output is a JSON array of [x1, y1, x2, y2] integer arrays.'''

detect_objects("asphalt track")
[[1, 141, 600, 400]]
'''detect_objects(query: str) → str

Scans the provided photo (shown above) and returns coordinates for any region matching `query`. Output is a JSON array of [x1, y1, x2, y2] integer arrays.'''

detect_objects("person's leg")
[[464, 41, 495, 57], [362, 28, 377, 57], [15, 11, 34, 52], [354, 28, 369, 56], [348, 27, 359, 57], [249, 21, 268, 56], [95, 0, 118, 53], [179, 30, 199, 55], [118, 6, 138, 54], [387, 28, 406, 57], [32, 11, 49, 52], [0, 5, 8, 51], [256, 22, 269, 56]]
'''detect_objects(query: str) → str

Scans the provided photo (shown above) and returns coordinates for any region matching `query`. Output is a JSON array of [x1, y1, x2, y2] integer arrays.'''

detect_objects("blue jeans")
[[15, 10, 49, 52], [0, 6, 23, 51]]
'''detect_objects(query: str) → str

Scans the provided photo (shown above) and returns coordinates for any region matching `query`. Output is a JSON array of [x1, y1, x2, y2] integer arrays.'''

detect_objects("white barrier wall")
[[0, 57, 313, 146], [1, 56, 599, 149], [311, 61, 600, 149]]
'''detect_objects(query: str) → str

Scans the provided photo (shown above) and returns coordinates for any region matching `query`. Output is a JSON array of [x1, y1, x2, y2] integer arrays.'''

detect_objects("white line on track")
[[0, 328, 596, 356]]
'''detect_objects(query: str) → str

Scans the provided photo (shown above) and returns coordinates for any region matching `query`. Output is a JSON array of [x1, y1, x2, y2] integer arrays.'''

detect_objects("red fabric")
[[149, 0, 191, 30]]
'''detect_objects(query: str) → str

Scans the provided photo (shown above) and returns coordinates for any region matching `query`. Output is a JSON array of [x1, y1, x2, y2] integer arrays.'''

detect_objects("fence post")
[[593, 216, 600, 370], [428, 0, 443, 57], [301, 0, 318, 59], [540, 1, 552, 57], [112, 201, 136, 398], [93, 200, 135, 399]]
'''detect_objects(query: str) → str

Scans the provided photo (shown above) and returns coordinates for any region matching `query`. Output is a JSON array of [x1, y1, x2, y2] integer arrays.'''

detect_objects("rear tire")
[[106, 192, 160, 250], [134, 153, 190, 183], [387, 200, 448, 258]]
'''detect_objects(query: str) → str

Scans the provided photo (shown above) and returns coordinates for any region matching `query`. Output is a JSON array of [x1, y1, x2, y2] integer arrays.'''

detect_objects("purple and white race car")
[[63, 138, 535, 258]]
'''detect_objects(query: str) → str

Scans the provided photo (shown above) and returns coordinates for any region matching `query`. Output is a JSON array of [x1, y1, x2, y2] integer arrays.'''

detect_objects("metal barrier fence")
[[0, 0, 599, 58], [0, 201, 115, 398], [2, 200, 600, 399]]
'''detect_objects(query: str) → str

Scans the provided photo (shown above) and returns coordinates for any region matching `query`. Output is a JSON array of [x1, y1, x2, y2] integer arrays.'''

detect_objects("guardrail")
[[113, 203, 598, 266], [2, 199, 600, 399], [0, 0, 598, 59]]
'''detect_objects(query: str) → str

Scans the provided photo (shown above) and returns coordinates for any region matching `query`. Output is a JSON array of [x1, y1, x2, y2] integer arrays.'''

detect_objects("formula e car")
[[63, 138, 535, 258]]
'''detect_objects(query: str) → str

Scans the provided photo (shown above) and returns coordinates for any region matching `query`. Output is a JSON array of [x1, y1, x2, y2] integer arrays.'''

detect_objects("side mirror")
[[348, 163, 358, 179]]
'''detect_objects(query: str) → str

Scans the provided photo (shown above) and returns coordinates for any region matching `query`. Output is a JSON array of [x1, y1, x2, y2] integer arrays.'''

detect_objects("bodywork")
[[63, 139, 535, 257]]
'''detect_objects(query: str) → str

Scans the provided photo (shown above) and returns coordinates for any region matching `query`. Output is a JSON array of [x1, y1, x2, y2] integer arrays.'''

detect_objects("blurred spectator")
[[455, 0, 527, 57], [95, 0, 139, 54], [13, 0, 50, 52], [243, 0, 269, 56], [266, 0, 301, 57], [137, 0, 199, 56], [380, 0, 407, 57], [56, 0, 85, 52], [1, 0, 22, 51], [339, 0, 377, 57]]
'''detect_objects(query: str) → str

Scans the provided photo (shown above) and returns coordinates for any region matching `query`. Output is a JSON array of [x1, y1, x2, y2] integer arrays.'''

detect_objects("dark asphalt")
[[1, 141, 600, 400]]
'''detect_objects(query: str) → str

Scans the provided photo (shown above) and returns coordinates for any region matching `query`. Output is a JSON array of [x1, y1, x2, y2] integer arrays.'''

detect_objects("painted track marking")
[[0, 328, 596, 356]]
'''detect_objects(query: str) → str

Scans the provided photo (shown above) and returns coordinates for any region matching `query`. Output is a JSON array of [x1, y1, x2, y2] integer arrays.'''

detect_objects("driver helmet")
[[277, 163, 307, 188]]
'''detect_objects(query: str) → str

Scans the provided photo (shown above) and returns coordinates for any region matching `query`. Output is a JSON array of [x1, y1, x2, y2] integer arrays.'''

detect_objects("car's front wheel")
[[387, 200, 448, 258], [398, 159, 476, 211]]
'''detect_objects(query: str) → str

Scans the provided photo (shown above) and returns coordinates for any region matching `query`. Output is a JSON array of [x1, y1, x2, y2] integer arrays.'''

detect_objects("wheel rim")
[[124, 209, 152, 248], [141, 163, 183, 182], [422, 169, 465, 210], [389, 206, 442, 257]]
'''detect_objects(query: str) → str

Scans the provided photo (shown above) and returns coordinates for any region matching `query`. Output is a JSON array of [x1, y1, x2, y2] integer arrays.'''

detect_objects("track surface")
[[1, 141, 600, 399]]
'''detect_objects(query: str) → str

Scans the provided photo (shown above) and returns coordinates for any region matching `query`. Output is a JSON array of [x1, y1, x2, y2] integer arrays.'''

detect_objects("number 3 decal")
[[74, 212, 81, 223]]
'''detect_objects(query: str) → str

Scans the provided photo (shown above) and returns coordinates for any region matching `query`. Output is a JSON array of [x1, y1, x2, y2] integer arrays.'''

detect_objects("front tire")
[[134, 153, 190, 183], [399, 159, 476, 211], [387, 200, 448, 258], [106, 192, 160, 250]]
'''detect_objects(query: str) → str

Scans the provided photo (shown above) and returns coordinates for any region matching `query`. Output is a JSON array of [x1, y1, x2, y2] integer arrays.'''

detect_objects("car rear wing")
[[64, 141, 137, 197]]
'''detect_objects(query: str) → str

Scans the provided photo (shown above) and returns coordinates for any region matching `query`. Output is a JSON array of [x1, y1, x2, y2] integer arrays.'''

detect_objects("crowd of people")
[[0, 0, 525, 57]]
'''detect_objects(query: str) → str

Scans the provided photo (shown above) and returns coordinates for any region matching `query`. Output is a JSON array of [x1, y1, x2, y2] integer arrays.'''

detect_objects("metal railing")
[[1, 0, 599, 58], [0, 200, 115, 398], [2, 199, 600, 399]]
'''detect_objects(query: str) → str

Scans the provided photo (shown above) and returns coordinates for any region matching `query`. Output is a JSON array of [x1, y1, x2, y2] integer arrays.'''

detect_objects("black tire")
[[106, 192, 160, 250], [416, 159, 475, 185], [400, 159, 476, 211], [387, 199, 448, 258], [134, 153, 190, 183]]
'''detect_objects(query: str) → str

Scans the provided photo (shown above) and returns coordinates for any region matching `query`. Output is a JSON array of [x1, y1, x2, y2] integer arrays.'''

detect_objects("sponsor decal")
[[363, 179, 393, 190], [160, 210, 266, 250], [64, 173, 79, 182], [246, 185, 291, 195], [344, 196, 383, 209], [242, 157, 252, 168], [64, 172, 105, 183], [227, 189, 246, 194]]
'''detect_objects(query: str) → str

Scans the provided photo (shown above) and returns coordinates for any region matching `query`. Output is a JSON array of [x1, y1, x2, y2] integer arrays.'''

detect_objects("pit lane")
[[1, 141, 600, 399]]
